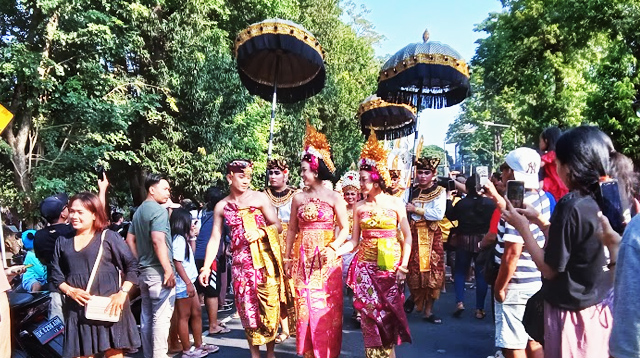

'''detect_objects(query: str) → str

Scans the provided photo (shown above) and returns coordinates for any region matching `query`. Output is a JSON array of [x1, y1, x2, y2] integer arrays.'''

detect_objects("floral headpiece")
[[227, 159, 253, 176], [267, 159, 289, 174], [359, 131, 391, 187], [339, 171, 360, 191], [302, 122, 336, 174], [415, 157, 441, 172]]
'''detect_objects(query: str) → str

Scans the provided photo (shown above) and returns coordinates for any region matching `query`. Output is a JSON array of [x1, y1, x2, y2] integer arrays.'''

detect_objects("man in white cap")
[[493, 147, 551, 358]]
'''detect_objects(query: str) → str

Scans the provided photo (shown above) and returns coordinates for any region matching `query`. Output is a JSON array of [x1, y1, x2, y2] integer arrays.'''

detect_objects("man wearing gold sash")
[[405, 157, 447, 324], [264, 159, 298, 344], [199, 160, 283, 358]]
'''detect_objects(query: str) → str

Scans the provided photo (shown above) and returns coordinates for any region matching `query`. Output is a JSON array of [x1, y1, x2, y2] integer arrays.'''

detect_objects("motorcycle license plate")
[[33, 316, 64, 344]]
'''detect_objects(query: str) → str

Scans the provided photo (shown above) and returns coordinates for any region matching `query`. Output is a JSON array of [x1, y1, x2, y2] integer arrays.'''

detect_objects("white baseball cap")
[[505, 147, 540, 189]]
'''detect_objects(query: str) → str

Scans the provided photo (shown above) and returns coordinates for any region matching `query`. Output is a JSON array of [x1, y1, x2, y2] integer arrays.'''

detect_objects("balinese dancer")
[[388, 155, 407, 200], [264, 159, 298, 344], [284, 123, 349, 358], [336, 132, 413, 358], [337, 170, 361, 322], [404, 157, 447, 324], [198, 160, 283, 358]]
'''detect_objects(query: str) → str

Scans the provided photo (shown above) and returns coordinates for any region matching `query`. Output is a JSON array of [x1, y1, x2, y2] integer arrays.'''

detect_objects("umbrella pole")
[[409, 87, 423, 201], [266, 58, 279, 187]]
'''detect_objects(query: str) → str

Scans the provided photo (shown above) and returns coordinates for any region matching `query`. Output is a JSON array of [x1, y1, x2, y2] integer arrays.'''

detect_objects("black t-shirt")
[[34, 223, 76, 287], [446, 196, 496, 235], [543, 192, 608, 310]]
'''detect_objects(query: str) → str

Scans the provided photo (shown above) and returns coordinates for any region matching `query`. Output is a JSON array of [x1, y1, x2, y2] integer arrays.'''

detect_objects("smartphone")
[[447, 179, 456, 192], [507, 180, 525, 209], [96, 165, 105, 180], [477, 166, 489, 187], [597, 179, 625, 234]]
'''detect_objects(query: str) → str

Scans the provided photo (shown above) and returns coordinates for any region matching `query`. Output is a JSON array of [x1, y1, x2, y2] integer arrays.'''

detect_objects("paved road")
[[129, 280, 496, 358]]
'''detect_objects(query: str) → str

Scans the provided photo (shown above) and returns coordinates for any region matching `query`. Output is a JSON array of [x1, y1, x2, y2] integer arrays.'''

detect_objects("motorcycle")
[[9, 290, 63, 358]]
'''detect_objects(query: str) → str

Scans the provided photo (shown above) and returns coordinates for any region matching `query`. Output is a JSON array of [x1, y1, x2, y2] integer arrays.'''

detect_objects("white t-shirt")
[[172, 234, 198, 293]]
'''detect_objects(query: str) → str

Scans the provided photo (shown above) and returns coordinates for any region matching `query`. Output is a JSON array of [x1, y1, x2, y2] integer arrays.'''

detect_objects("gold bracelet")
[[415, 208, 425, 216]]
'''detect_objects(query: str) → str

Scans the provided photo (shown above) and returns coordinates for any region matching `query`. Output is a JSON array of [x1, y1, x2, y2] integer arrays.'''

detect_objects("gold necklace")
[[265, 187, 296, 207]]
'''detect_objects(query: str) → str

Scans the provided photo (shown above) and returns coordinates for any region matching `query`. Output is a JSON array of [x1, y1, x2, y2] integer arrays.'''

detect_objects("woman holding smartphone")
[[501, 126, 635, 358]]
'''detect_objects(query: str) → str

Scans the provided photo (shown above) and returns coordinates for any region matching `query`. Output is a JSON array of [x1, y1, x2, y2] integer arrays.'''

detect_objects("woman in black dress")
[[51, 192, 140, 358]]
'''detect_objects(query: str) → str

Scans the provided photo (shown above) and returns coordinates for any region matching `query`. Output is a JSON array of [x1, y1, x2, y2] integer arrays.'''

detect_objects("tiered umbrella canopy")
[[234, 19, 326, 158], [376, 30, 470, 111], [357, 95, 417, 140]]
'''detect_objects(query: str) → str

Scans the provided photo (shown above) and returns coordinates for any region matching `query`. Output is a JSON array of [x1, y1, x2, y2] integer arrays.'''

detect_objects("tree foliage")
[[0, 0, 381, 221], [449, 0, 640, 169]]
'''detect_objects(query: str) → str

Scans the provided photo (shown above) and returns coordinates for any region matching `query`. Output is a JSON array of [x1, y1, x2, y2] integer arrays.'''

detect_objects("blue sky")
[[351, 0, 504, 153]]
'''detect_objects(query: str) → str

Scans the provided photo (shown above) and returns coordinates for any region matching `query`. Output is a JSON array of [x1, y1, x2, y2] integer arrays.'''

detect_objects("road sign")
[[0, 104, 13, 133]]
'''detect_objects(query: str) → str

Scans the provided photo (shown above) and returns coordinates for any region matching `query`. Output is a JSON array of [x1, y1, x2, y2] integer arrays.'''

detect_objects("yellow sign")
[[0, 104, 13, 134]]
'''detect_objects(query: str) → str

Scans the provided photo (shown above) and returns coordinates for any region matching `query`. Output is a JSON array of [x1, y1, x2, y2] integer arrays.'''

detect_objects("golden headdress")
[[267, 158, 289, 172], [302, 122, 336, 174], [359, 131, 392, 187], [415, 157, 441, 171], [389, 154, 401, 179]]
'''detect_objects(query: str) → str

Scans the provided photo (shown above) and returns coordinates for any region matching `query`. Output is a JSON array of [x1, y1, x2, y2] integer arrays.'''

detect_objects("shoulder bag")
[[84, 230, 121, 323]]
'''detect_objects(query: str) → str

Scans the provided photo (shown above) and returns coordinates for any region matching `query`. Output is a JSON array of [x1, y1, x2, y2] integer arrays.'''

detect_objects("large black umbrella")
[[234, 19, 326, 159], [377, 29, 470, 198], [376, 29, 470, 110], [358, 95, 417, 140]]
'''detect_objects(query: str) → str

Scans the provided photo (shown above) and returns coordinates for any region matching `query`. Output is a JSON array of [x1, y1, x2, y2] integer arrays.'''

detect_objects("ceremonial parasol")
[[357, 95, 417, 140], [376, 29, 470, 197], [376, 29, 470, 111], [234, 19, 326, 159]]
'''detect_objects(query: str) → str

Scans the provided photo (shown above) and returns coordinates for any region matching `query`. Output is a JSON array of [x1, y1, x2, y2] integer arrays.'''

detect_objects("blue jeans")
[[454, 248, 488, 310]]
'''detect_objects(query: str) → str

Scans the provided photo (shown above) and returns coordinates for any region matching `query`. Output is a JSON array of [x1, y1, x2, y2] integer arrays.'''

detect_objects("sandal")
[[453, 303, 465, 318], [475, 309, 486, 319], [208, 326, 231, 335], [423, 314, 443, 324], [200, 343, 220, 354], [182, 348, 209, 358], [275, 333, 290, 344]]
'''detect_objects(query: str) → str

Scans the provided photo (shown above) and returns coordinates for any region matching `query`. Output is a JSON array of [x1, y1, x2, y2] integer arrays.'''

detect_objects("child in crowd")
[[170, 208, 219, 357], [539, 126, 568, 204], [21, 230, 47, 292]]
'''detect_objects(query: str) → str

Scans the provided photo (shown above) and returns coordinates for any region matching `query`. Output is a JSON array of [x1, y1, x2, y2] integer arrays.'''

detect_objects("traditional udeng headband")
[[267, 159, 289, 172], [415, 157, 440, 171], [227, 160, 254, 176]]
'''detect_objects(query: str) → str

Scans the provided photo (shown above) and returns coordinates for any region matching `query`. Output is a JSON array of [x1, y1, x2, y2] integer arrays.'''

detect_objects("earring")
[[374, 183, 379, 188]]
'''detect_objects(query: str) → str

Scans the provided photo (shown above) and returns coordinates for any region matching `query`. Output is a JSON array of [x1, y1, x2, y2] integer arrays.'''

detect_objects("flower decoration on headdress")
[[415, 157, 441, 172], [359, 131, 392, 187], [340, 170, 360, 191], [227, 159, 254, 176], [302, 121, 336, 174], [267, 159, 289, 174]]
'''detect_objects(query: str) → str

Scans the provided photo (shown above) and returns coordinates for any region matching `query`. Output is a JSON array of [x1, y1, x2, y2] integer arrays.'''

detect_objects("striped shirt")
[[494, 190, 551, 290]]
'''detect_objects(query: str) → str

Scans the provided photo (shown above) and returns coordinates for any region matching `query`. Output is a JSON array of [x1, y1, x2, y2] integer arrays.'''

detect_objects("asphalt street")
[[128, 280, 496, 358]]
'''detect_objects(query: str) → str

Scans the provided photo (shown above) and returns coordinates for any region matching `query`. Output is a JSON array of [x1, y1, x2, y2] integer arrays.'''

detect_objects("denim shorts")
[[176, 289, 189, 300], [495, 288, 539, 349]]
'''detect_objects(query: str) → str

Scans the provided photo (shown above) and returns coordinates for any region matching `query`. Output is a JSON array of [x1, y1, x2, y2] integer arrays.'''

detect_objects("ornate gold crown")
[[303, 121, 336, 174], [359, 131, 391, 187], [267, 159, 288, 171], [415, 157, 441, 171]]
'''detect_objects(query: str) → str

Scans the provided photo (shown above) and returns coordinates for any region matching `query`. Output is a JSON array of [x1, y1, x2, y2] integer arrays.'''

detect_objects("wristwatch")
[[120, 287, 130, 294]]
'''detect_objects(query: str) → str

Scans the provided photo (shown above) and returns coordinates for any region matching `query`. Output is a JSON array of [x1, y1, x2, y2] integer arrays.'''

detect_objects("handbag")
[[523, 289, 545, 345], [84, 230, 120, 323], [477, 242, 499, 285]]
